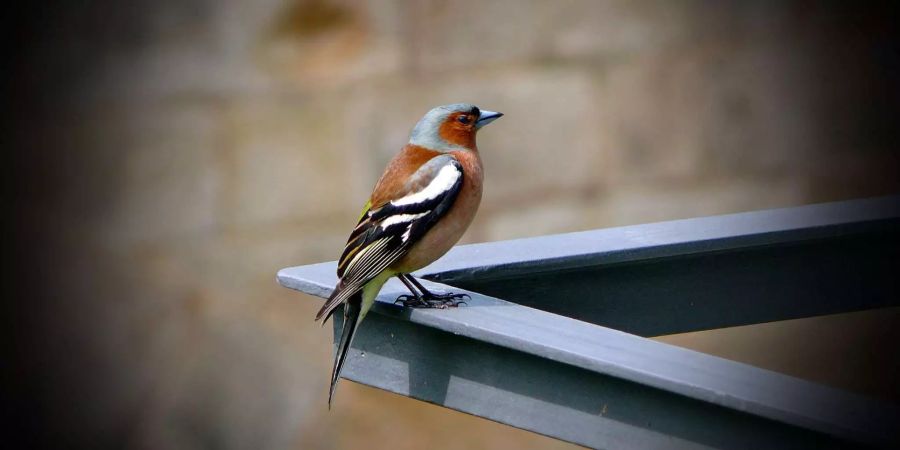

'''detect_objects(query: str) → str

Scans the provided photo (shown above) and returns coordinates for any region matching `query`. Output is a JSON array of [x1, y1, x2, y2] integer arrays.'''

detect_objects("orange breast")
[[391, 149, 483, 272]]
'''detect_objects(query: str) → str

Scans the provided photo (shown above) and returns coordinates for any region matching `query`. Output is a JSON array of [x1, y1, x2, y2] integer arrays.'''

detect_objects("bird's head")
[[409, 103, 503, 152]]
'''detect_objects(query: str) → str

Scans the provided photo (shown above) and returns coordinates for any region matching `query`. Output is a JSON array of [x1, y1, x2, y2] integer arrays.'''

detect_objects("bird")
[[315, 103, 502, 407]]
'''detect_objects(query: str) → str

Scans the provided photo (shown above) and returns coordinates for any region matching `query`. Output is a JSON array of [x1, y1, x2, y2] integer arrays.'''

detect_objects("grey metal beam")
[[414, 196, 900, 336], [277, 263, 899, 449]]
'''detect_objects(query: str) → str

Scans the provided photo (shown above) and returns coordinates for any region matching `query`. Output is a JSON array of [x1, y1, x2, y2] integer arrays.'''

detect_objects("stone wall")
[[10, 1, 899, 449]]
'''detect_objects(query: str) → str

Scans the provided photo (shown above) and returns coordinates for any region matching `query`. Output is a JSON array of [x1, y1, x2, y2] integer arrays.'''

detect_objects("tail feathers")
[[316, 281, 357, 323], [328, 292, 362, 409]]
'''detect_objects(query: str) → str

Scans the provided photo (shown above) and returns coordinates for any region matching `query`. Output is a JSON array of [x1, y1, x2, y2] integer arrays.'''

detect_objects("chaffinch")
[[315, 103, 502, 407]]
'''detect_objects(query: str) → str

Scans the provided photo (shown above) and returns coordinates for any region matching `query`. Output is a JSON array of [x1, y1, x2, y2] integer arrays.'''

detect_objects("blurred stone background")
[[5, 1, 899, 449]]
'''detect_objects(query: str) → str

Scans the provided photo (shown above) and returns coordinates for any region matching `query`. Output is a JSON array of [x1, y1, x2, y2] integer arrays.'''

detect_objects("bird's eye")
[[457, 115, 471, 124]]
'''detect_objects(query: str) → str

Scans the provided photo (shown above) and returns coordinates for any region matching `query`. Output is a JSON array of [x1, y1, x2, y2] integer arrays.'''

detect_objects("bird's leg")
[[404, 275, 469, 308], [394, 274, 430, 307]]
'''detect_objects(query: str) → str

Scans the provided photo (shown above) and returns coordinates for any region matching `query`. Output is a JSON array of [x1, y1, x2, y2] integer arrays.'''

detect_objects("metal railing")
[[278, 196, 900, 449]]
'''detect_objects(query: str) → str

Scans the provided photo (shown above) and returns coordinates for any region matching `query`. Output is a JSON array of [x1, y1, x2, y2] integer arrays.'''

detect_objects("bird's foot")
[[424, 294, 469, 309], [394, 293, 469, 309], [423, 292, 470, 308], [394, 294, 429, 308]]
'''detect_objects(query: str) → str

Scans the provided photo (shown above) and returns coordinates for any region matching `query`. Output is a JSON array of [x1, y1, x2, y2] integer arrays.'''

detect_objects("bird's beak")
[[476, 110, 503, 129]]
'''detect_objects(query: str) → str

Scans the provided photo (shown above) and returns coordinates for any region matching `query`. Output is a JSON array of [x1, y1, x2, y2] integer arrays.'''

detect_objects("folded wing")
[[315, 155, 464, 322]]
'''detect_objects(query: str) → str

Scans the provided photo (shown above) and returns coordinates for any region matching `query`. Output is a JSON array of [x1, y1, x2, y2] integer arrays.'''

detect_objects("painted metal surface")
[[418, 196, 900, 336], [277, 197, 900, 448]]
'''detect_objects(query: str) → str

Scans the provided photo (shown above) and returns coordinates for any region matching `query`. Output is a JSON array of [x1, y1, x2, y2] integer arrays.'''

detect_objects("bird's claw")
[[425, 298, 467, 308], [426, 292, 471, 302], [394, 295, 427, 307], [394, 293, 469, 309], [424, 292, 469, 308]]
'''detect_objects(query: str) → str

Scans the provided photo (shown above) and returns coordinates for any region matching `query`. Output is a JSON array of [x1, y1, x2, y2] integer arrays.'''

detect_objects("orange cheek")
[[439, 120, 476, 149]]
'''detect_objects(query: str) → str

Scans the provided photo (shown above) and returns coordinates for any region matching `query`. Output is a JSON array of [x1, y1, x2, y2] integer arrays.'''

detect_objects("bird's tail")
[[328, 291, 362, 409], [316, 281, 355, 324]]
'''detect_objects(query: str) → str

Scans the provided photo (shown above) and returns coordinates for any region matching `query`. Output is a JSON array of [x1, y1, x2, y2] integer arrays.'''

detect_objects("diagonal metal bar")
[[278, 197, 900, 448], [414, 196, 900, 336], [278, 264, 899, 449]]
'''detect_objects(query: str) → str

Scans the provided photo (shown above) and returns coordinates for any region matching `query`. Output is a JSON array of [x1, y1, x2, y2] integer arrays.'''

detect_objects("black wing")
[[315, 155, 464, 321]]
